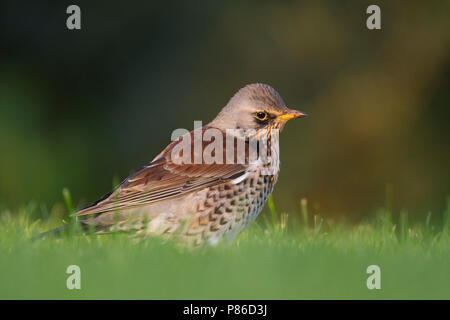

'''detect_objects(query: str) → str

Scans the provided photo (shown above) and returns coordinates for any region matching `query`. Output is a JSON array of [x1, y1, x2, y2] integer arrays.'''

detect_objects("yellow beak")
[[276, 109, 307, 121]]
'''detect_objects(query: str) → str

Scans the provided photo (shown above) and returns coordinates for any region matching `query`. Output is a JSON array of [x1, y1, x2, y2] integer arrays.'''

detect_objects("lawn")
[[0, 194, 449, 300]]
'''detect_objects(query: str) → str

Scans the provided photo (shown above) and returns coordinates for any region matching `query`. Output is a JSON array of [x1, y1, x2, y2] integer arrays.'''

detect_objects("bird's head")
[[211, 83, 306, 132]]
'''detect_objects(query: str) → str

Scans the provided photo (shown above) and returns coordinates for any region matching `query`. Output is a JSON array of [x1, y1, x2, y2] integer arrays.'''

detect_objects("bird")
[[40, 83, 306, 246]]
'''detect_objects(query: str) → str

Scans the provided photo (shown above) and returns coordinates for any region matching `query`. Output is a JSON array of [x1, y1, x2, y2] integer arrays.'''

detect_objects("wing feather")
[[76, 128, 247, 217]]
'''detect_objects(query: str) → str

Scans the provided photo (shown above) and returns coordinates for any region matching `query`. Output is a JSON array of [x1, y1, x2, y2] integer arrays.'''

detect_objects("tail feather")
[[31, 223, 87, 241]]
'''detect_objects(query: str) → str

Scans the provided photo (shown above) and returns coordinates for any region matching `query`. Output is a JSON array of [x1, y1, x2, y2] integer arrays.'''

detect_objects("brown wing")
[[76, 128, 247, 217]]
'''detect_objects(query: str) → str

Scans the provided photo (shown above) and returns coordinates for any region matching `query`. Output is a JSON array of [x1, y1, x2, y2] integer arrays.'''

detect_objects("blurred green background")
[[0, 1, 449, 222]]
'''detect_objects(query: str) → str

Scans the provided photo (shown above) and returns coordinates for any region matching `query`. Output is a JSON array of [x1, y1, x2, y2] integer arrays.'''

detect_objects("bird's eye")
[[256, 111, 268, 121]]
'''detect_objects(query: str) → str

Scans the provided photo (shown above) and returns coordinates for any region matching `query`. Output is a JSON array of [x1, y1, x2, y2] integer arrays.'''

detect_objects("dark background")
[[1, 1, 449, 222]]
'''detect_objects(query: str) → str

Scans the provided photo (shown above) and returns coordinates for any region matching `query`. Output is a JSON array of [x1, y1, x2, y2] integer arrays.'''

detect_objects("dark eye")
[[256, 111, 268, 121]]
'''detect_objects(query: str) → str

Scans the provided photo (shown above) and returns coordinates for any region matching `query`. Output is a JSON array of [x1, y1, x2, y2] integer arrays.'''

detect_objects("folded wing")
[[76, 129, 247, 217]]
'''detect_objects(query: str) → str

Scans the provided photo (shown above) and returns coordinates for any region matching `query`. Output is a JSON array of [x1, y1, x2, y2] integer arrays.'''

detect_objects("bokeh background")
[[1, 0, 449, 222]]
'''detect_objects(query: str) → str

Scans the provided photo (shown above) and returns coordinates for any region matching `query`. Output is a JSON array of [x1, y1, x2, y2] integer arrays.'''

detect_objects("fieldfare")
[[43, 83, 306, 245]]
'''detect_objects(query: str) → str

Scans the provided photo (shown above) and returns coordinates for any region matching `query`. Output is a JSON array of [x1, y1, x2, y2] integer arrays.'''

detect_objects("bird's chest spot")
[[189, 170, 278, 245], [216, 172, 276, 226]]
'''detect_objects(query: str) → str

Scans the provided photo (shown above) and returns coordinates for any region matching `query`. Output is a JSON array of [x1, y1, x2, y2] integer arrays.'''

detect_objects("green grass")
[[0, 194, 449, 299]]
